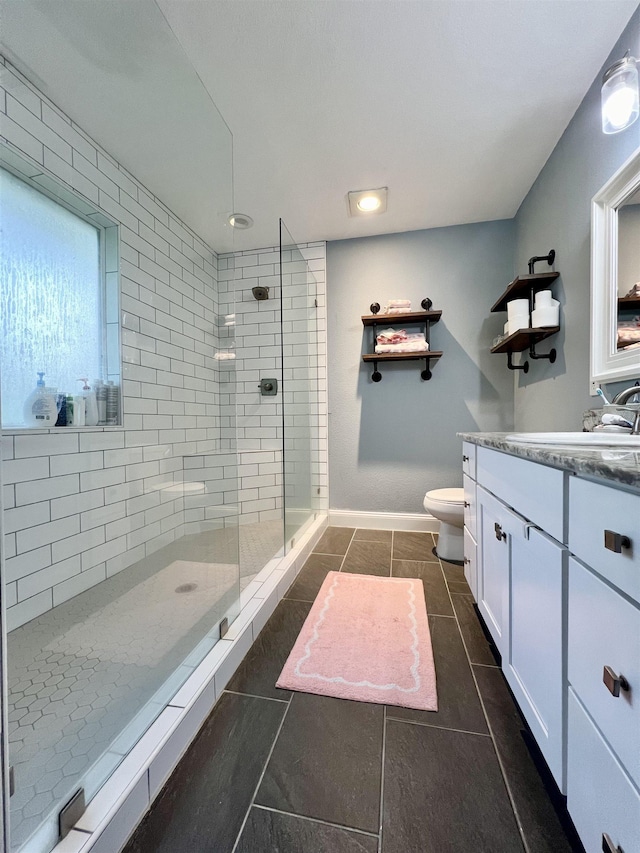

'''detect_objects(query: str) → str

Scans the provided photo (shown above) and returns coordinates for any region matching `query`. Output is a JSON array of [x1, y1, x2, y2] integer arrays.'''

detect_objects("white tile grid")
[[218, 242, 328, 517], [43, 512, 328, 853], [0, 57, 225, 630]]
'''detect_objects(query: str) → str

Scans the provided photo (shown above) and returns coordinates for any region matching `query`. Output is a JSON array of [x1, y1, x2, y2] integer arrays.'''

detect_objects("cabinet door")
[[477, 486, 521, 657], [463, 526, 477, 600], [506, 525, 566, 791]]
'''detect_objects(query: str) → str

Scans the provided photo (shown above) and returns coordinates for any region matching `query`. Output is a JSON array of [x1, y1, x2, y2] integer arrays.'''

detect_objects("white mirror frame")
[[591, 145, 640, 388]]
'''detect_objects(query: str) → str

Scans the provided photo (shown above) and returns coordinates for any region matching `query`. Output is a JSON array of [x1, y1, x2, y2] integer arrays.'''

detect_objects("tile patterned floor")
[[124, 527, 585, 853], [8, 520, 283, 852]]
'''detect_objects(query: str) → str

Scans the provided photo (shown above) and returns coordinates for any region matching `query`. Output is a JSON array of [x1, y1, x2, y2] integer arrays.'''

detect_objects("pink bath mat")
[[276, 571, 438, 711]]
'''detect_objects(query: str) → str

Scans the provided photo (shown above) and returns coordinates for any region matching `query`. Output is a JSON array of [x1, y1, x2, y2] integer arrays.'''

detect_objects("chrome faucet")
[[612, 385, 640, 434]]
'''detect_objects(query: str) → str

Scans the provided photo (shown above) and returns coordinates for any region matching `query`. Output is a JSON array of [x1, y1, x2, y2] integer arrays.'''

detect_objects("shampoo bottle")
[[23, 373, 58, 427], [79, 378, 99, 426]]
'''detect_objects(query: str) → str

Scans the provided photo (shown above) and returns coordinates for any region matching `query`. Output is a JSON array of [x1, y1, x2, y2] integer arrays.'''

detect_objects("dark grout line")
[[222, 689, 289, 704], [378, 704, 387, 853], [385, 715, 492, 737], [337, 528, 358, 572], [252, 804, 380, 840], [437, 548, 533, 853], [230, 692, 294, 853]]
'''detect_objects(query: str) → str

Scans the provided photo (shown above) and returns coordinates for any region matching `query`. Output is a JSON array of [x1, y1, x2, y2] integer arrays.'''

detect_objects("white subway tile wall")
[[0, 53, 328, 632], [0, 56, 223, 629]]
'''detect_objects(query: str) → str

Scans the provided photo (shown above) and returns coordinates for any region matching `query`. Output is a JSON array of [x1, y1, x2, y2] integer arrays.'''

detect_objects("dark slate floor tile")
[[474, 666, 582, 853], [392, 531, 436, 562], [256, 692, 383, 833], [341, 540, 391, 576], [392, 560, 453, 617], [313, 527, 355, 555], [354, 528, 393, 543], [451, 593, 500, 666], [226, 599, 311, 700], [382, 720, 525, 853], [286, 554, 343, 601], [440, 557, 466, 583], [448, 579, 471, 594], [387, 615, 488, 734], [123, 692, 285, 853], [236, 807, 379, 853]]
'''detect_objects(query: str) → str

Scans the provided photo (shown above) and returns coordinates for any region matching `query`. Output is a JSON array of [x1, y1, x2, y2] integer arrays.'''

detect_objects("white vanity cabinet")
[[566, 477, 640, 853], [462, 442, 478, 598], [465, 438, 640, 853], [476, 478, 566, 789]]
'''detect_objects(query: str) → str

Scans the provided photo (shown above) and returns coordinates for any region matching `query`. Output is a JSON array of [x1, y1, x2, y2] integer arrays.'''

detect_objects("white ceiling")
[[1, 0, 638, 251]]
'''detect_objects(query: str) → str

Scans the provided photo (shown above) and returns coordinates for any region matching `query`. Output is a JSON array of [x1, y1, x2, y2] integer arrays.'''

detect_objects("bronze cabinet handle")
[[464, 501, 470, 508], [604, 529, 631, 553], [603, 666, 630, 697], [462, 454, 469, 462], [494, 522, 506, 542]]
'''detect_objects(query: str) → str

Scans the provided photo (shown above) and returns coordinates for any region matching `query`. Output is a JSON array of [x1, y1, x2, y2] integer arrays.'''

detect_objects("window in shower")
[[0, 155, 119, 428]]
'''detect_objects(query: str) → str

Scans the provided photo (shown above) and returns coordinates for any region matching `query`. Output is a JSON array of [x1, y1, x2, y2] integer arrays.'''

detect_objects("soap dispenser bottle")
[[79, 378, 99, 426], [23, 372, 58, 427]]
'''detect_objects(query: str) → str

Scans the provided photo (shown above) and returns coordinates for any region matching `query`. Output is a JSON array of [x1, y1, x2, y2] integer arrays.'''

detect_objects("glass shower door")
[[279, 220, 319, 547]]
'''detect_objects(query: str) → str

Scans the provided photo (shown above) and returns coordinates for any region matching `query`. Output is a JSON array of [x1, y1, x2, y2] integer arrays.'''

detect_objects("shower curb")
[[46, 514, 329, 853]]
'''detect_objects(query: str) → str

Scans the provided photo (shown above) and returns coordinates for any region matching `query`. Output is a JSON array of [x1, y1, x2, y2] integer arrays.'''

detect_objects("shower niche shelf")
[[490, 251, 560, 373], [361, 299, 442, 382]]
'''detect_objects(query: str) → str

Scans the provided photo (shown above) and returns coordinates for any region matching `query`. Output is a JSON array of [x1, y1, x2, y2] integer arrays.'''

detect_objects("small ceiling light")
[[347, 187, 388, 217], [228, 213, 254, 229], [602, 51, 639, 134]]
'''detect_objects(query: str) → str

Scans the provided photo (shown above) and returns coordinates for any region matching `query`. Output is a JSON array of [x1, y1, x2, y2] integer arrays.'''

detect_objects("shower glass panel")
[[0, 2, 239, 851], [279, 220, 319, 547]]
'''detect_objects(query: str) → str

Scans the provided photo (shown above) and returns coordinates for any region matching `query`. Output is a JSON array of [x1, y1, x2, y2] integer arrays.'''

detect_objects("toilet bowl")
[[423, 487, 465, 563]]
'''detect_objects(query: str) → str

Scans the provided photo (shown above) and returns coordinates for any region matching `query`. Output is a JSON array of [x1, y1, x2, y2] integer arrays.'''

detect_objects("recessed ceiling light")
[[347, 187, 388, 217], [228, 212, 254, 229]]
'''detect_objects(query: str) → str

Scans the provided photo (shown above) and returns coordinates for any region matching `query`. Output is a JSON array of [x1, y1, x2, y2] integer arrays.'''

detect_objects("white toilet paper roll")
[[535, 289, 553, 308], [507, 299, 529, 320], [531, 306, 559, 327], [507, 318, 529, 335]]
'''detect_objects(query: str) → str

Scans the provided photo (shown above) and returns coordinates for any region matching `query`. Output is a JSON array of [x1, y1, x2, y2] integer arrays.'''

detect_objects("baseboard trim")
[[329, 509, 438, 533]]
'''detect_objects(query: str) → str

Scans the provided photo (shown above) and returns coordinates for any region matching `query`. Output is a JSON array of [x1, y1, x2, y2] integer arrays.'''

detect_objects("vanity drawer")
[[567, 689, 640, 853], [568, 556, 640, 786], [568, 476, 640, 602], [476, 447, 564, 542], [463, 473, 476, 539], [462, 441, 476, 480]]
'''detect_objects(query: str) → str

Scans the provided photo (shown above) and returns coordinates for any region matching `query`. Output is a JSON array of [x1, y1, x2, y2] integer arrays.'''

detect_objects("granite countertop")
[[458, 432, 640, 490]]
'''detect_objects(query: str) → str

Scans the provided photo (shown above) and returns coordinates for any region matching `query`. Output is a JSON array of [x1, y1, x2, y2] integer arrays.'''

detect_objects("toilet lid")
[[427, 487, 464, 504]]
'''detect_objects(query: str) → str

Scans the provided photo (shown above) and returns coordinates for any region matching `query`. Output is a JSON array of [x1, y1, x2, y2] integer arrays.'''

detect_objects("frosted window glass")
[[0, 168, 102, 427]]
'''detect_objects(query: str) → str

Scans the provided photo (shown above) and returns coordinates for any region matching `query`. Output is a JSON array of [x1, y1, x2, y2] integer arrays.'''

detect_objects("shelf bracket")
[[528, 249, 555, 274], [507, 351, 529, 373], [421, 357, 432, 381], [529, 341, 557, 363], [371, 360, 382, 382]]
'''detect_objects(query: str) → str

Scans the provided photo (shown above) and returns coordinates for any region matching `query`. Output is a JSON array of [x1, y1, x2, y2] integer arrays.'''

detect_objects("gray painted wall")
[[326, 221, 515, 514], [513, 7, 640, 430]]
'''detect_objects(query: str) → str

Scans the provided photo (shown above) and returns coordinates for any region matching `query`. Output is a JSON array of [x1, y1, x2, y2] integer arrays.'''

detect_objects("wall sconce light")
[[602, 51, 639, 134]]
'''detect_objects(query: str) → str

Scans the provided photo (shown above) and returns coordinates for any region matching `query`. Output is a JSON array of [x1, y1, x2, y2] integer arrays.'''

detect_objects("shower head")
[[252, 286, 269, 301]]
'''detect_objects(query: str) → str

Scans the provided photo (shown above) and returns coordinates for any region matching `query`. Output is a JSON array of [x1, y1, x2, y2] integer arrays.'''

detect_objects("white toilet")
[[423, 488, 465, 563]]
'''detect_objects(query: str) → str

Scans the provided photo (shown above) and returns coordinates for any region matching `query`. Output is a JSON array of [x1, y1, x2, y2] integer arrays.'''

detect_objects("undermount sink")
[[506, 432, 640, 447]]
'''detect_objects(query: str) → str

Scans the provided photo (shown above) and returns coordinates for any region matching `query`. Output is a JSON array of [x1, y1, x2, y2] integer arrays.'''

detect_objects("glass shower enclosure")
[[0, 2, 240, 851]]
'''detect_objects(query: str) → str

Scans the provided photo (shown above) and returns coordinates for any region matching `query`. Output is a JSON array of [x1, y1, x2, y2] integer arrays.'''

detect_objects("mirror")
[[591, 145, 640, 386]]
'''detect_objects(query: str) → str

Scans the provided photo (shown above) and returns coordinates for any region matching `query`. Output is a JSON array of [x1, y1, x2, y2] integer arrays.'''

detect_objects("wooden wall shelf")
[[490, 327, 560, 355], [361, 301, 442, 381], [618, 295, 640, 310], [491, 272, 560, 313]]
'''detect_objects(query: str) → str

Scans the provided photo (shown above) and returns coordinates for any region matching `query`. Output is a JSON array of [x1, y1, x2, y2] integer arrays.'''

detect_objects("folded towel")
[[375, 340, 429, 353], [377, 328, 408, 344]]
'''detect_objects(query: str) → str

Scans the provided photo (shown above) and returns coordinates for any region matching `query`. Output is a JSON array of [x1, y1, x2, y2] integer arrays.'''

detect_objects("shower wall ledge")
[[42, 512, 328, 853]]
